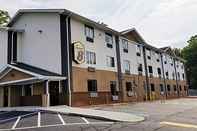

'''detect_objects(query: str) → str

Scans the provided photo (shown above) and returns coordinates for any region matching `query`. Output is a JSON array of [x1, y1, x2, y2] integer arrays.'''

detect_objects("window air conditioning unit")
[[127, 91, 134, 97], [90, 92, 98, 98], [112, 95, 119, 101]]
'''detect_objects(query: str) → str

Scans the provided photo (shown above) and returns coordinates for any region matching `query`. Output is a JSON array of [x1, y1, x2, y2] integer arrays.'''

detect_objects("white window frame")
[[85, 25, 94, 39], [106, 56, 115, 67], [122, 39, 128, 52], [86, 51, 96, 65], [124, 60, 130, 73], [105, 33, 113, 47]]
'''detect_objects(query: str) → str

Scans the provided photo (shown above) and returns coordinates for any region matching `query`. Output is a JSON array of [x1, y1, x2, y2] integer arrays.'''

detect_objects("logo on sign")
[[73, 42, 85, 64]]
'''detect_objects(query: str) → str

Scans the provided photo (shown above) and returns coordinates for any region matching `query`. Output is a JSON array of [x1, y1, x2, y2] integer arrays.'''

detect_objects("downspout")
[[142, 45, 150, 100], [173, 58, 180, 97], [160, 53, 167, 98], [66, 13, 72, 106], [115, 36, 123, 102]]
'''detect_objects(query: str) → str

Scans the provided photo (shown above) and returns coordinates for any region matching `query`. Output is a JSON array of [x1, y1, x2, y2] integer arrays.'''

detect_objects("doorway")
[[3, 87, 8, 107], [49, 81, 60, 106]]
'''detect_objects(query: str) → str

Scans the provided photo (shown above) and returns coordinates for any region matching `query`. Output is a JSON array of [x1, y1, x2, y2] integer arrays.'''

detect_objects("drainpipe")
[[142, 46, 150, 100], [160, 53, 167, 98], [115, 36, 123, 102], [173, 59, 180, 97]]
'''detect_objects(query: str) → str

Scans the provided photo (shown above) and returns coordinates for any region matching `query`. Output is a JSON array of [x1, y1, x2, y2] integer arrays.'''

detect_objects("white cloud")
[[0, 0, 196, 48]]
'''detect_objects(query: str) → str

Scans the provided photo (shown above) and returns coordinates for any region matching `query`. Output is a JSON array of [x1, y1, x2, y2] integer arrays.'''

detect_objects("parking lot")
[[0, 111, 114, 131]]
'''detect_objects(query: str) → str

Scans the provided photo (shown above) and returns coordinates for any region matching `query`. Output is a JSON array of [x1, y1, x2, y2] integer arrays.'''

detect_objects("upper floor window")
[[124, 60, 130, 73], [157, 68, 161, 76], [122, 39, 128, 53], [105, 33, 113, 48], [182, 73, 185, 80], [138, 64, 143, 72], [86, 51, 96, 65], [166, 72, 169, 79], [106, 56, 115, 67], [177, 72, 180, 80], [172, 72, 175, 80], [85, 25, 94, 42], [146, 49, 151, 60], [136, 45, 141, 56], [148, 66, 153, 74]]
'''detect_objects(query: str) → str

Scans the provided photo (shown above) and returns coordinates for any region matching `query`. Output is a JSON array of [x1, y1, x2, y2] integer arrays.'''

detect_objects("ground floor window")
[[151, 84, 155, 92], [24, 84, 32, 96], [173, 85, 177, 92], [179, 86, 182, 91], [87, 80, 97, 92], [87, 80, 98, 97], [110, 81, 118, 96], [160, 84, 164, 92], [167, 85, 171, 92], [126, 82, 133, 97]]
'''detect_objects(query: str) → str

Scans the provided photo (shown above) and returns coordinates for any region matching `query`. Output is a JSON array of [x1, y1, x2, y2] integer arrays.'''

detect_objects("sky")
[[0, 0, 197, 48]]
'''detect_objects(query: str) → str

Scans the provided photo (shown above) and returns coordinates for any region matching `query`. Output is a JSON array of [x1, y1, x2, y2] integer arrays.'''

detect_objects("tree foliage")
[[182, 35, 197, 89], [0, 10, 10, 26]]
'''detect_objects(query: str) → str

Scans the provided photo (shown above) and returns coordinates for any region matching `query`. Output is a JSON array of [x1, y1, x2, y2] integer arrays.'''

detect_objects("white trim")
[[0, 68, 12, 80], [58, 113, 65, 125], [8, 64, 43, 78], [37, 112, 41, 127], [12, 116, 21, 129], [0, 77, 38, 86]]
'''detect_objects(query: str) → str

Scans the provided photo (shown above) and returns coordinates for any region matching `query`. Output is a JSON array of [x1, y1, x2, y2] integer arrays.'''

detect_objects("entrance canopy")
[[0, 62, 66, 86]]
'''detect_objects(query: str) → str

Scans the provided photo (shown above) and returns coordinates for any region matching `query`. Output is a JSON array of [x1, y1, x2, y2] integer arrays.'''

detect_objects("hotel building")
[[0, 9, 188, 107]]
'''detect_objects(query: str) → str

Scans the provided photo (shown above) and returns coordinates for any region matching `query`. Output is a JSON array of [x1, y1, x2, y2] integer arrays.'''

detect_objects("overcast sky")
[[0, 0, 197, 48]]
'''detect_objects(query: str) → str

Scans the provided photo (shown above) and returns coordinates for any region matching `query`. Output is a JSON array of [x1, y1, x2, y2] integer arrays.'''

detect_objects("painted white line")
[[12, 116, 21, 129], [58, 114, 65, 125], [0, 122, 114, 131], [0, 111, 10, 115], [37, 112, 41, 127], [81, 117, 89, 124], [160, 121, 197, 129], [0, 111, 38, 123]]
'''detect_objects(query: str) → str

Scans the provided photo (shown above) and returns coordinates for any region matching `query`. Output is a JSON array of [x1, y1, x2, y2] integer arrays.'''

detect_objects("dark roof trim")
[[7, 9, 120, 35]]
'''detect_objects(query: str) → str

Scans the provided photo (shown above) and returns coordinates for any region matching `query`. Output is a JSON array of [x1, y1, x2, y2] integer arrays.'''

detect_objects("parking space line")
[[37, 112, 41, 127], [12, 116, 21, 129], [81, 117, 90, 124], [58, 114, 66, 125], [160, 121, 197, 129], [0, 111, 38, 124], [0, 122, 114, 131], [0, 111, 10, 115]]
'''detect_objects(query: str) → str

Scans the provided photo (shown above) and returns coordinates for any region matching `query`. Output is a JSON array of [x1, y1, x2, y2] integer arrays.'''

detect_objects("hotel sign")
[[73, 42, 85, 64]]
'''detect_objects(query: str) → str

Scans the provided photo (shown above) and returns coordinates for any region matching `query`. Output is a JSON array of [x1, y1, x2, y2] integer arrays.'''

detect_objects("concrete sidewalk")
[[0, 106, 144, 122], [42, 105, 145, 122]]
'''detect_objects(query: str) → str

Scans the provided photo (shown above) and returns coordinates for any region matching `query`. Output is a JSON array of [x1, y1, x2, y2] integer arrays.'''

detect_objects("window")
[[151, 84, 155, 92], [167, 85, 171, 92], [105, 33, 113, 48], [85, 25, 94, 42], [87, 80, 97, 92], [146, 49, 151, 60], [172, 72, 175, 80], [184, 86, 187, 91], [86, 51, 96, 65], [124, 60, 130, 73], [177, 72, 180, 80], [138, 64, 143, 73], [166, 72, 169, 79], [174, 85, 177, 91], [136, 45, 141, 56], [160, 84, 164, 92], [148, 66, 153, 74], [24, 84, 32, 96], [106, 56, 115, 67], [126, 82, 132, 92], [157, 68, 161, 75], [179, 85, 182, 91], [110, 81, 118, 96], [182, 73, 185, 80], [122, 39, 128, 53]]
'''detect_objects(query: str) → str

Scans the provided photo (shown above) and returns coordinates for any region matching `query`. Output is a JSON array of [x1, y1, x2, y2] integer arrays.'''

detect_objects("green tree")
[[0, 10, 10, 26], [182, 35, 197, 89]]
